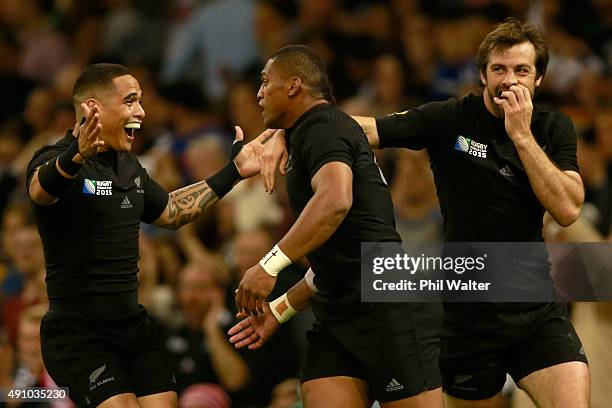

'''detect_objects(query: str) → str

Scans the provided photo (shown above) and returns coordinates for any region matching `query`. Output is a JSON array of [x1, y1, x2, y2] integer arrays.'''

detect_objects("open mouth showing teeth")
[[124, 122, 140, 140]]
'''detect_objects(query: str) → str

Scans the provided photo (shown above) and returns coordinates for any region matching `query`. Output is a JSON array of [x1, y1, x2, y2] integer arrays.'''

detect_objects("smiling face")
[[88, 74, 145, 152], [257, 58, 292, 129], [480, 41, 543, 117]]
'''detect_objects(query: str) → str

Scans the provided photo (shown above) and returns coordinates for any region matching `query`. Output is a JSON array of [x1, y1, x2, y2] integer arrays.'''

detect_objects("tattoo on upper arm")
[[159, 181, 219, 228]]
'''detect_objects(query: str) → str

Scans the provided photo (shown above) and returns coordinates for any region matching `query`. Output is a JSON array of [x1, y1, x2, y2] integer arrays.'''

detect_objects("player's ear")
[[535, 75, 543, 88], [480, 70, 487, 87], [85, 98, 98, 109], [288, 77, 302, 97]]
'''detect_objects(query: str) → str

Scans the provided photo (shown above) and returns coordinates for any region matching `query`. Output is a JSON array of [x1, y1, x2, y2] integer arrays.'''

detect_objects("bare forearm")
[[278, 192, 349, 262], [353, 116, 379, 148], [514, 137, 583, 226], [286, 277, 314, 311], [206, 327, 249, 390], [156, 180, 219, 229]]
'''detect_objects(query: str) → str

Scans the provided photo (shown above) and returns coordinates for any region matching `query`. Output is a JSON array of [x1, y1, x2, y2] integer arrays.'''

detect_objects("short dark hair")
[[72, 63, 132, 107], [269, 45, 335, 103], [476, 18, 549, 81]]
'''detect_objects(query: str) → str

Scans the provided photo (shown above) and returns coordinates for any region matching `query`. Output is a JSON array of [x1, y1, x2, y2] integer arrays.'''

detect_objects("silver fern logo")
[[88, 364, 115, 391], [89, 365, 106, 383], [135, 176, 144, 193]]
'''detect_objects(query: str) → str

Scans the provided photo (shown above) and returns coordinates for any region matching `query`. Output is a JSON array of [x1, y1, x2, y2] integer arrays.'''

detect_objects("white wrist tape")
[[269, 293, 297, 324], [305, 268, 318, 293], [259, 244, 291, 277]]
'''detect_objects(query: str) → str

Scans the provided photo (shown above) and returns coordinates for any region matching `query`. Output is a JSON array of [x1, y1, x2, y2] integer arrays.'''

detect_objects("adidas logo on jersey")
[[499, 165, 514, 177], [120, 196, 133, 209], [385, 378, 405, 392]]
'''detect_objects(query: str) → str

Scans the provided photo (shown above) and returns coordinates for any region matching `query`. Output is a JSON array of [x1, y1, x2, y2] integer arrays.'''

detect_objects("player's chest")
[[438, 119, 535, 190], [72, 168, 145, 221]]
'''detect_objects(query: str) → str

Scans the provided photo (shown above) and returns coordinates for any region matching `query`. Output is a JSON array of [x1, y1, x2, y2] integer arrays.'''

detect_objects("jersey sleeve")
[[299, 122, 354, 180], [375, 99, 458, 150], [25, 139, 71, 191], [141, 168, 169, 224], [550, 113, 579, 173]]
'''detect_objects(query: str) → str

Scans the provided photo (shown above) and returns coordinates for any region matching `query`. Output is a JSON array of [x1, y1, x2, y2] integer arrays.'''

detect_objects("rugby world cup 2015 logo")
[[82, 179, 113, 196], [455, 135, 470, 152], [454, 135, 487, 158]]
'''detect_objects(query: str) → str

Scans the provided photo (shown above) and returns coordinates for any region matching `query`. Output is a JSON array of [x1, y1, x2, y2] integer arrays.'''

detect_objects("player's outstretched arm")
[[352, 116, 380, 148], [154, 127, 273, 229]]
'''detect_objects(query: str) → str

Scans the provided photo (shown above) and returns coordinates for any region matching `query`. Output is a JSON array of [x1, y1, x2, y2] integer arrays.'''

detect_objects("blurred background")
[[0, 0, 610, 407]]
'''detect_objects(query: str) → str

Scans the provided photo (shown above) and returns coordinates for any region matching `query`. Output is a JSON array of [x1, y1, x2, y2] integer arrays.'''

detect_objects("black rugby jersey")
[[285, 103, 401, 321], [376, 93, 578, 242], [26, 132, 168, 300], [376, 94, 579, 311]]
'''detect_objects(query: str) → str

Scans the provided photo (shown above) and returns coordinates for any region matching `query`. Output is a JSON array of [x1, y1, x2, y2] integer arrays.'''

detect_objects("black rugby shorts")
[[40, 307, 176, 407], [302, 301, 442, 402], [440, 302, 587, 400]]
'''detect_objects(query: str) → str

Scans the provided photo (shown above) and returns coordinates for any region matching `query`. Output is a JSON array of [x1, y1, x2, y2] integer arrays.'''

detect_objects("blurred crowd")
[[0, 0, 610, 407]]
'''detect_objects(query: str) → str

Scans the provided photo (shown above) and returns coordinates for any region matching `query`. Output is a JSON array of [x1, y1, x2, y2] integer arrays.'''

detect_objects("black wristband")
[[206, 139, 245, 199], [207, 161, 242, 199], [230, 139, 244, 160], [37, 159, 76, 197], [57, 139, 82, 177]]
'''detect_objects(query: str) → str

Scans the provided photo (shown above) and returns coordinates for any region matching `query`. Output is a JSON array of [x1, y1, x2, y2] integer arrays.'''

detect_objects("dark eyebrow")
[[122, 92, 141, 102]]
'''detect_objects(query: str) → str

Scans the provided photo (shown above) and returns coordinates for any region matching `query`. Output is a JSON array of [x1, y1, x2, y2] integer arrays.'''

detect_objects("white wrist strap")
[[269, 293, 297, 324], [305, 268, 318, 293], [259, 244, 292, 277]]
